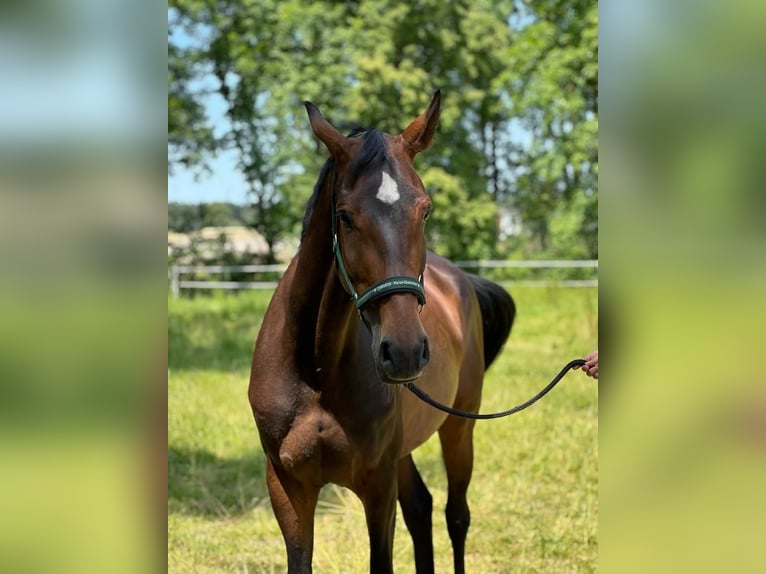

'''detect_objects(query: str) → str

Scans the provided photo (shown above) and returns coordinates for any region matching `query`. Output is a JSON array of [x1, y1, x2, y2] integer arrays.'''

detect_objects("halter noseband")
[[329, 165, 426, 315]]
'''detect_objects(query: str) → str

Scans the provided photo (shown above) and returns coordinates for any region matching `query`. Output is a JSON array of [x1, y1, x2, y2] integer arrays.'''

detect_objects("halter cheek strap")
[[330, 165, 427, 314]]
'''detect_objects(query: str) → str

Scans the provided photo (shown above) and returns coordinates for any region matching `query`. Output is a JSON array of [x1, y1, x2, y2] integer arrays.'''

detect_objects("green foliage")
[[167, 202, 200, 233], [423, 166, 498, 260], [168, 287, 598, 572], [167, 11, 218, 172], [548, 188, 598, 259], [168, 202, 247, 232], [168, 0, 598, 260], [502, 1, 598, 255]]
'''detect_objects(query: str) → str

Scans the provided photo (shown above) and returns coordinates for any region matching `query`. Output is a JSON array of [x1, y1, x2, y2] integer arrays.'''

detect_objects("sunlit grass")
[[168, 286, 597, 573]]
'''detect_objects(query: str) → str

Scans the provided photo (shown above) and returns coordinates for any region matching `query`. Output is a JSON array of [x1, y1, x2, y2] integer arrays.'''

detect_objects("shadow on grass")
[[167, 445, 442, 521], [168, 446, 268, 518], [168, 307, 261, 372]]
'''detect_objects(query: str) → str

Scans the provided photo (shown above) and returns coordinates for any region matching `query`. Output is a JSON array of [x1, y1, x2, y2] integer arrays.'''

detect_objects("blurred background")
[[1, 0, 763, 570], [0, 0, 164, 572], [601, 0, 766, 571]]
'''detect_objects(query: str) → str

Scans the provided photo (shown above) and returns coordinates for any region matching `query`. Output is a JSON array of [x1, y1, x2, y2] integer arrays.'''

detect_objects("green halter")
[[329, 166, 426, 314]]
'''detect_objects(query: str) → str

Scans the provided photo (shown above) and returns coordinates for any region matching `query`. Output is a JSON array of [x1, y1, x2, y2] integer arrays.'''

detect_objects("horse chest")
[[276, 396, 398, 487]]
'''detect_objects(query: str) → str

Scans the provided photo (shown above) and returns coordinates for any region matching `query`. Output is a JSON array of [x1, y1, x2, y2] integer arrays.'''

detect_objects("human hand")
[[576, 350, 598, 379]]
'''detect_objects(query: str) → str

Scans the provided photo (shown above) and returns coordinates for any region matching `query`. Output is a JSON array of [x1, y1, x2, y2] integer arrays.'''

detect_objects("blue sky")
[[1, 0, 159, 148], [168, 150, 251, 204], [168, 16, 251, 204], [167, 71, 254, 205]]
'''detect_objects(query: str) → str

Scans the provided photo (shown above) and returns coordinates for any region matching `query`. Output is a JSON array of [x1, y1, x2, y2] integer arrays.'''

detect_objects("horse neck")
[[289, 175, 360, 381]]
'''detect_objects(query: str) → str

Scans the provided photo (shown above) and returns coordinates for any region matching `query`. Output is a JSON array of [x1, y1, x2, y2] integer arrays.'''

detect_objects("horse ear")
[[304, 101, 349, 161], [400, 89, 441, 158]]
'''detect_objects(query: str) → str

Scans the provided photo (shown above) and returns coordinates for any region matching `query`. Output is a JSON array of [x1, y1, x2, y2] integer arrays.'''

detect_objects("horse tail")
[[468, 274, 515, 370]]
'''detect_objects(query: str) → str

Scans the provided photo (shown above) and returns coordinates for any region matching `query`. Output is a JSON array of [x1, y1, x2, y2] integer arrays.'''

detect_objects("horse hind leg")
[[397, 454, 434, 574], [438, 416, 476, 574]]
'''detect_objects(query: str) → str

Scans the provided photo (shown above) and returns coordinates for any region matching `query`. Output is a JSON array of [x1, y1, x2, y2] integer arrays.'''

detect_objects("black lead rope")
[[403, 358, 587, 420]]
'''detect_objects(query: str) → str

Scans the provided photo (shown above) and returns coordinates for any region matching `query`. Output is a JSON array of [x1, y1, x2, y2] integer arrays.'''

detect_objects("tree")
[[167, 202, 200, 232], [500, 0, 598, 256], [168, 8, 218, 173], [168, 0, 598, 261]]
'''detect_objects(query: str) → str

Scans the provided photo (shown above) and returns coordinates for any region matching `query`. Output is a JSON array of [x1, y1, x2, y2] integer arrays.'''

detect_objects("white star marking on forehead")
[[376, 171, 400, 205]]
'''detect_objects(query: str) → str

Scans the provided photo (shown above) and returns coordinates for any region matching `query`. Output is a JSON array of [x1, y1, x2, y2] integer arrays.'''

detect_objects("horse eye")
[[338, 212, 353, 230], [423, 207, 433, 222]]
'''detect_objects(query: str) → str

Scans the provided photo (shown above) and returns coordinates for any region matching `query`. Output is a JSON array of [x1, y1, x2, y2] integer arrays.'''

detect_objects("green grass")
[[169, 286, 598, 573]]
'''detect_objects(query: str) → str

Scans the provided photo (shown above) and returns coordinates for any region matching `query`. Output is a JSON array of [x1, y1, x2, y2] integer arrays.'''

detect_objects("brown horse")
[[248, 90, 515, 574]]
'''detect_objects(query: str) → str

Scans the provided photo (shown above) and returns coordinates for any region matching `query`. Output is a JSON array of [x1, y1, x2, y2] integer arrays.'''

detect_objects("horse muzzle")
[[376, 332, 430, 384]]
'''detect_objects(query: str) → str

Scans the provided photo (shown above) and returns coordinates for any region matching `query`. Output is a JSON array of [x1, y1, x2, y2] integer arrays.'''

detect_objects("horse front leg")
[[266, 458, 319, 574], [357, 463, 399, 574], [397, 454, 434, 574]]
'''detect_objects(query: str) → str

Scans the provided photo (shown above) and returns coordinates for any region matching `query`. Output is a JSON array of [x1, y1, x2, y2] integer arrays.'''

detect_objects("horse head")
[[304, 91, 441, 383]]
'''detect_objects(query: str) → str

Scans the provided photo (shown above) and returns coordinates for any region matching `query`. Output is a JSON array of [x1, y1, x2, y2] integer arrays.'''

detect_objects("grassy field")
[[168, 285, 598, 573]]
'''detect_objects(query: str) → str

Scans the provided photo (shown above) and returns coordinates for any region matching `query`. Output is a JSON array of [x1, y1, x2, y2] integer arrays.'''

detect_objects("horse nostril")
[[420, 337, 430, 368], [380, 339, 393, 366]]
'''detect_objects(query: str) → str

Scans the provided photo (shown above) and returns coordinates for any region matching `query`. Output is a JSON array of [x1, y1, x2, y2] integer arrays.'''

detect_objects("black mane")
[[300, 127, 389, 241], [300, 159, 334, 241]]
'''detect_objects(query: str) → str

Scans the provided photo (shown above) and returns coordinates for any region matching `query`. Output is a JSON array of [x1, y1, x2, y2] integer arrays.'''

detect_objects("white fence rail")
[[170, 260, 597, 296], [454, 260, 598, 269]]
